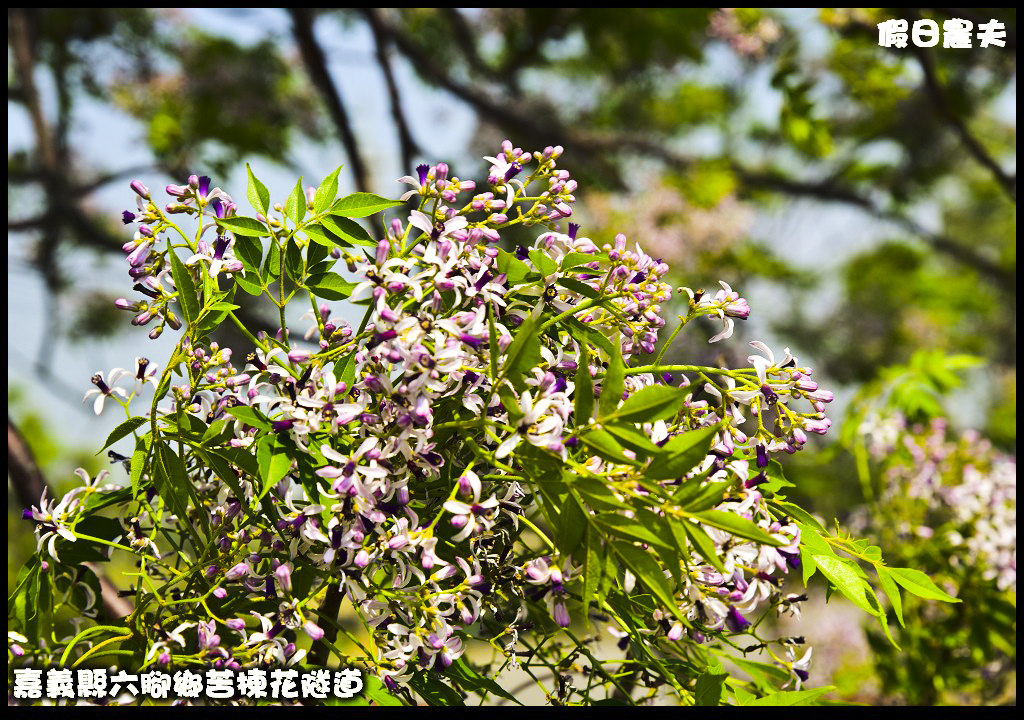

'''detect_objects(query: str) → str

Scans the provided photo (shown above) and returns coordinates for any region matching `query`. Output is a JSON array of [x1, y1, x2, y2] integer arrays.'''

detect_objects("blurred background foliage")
[[8, 7, 1015, 705]]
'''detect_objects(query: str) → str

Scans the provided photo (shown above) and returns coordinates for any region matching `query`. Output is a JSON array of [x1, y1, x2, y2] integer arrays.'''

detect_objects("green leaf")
[[449, 658, 523, 705], [286, 177, 306, 226], [496, 383, 524, 424], [610, 385, 690, 423], [58, 516, 124, 564], [561, 252, 605, 271], [757, 459, 795, 495], [194, 447, 248, 508], [602, 422, 663, 458], [680, 520, 727, 574], [886, 566, 960, 603], [486, 302, 500, 380], [304, 223, 348, 249], [801, 547, 818, 585], [528, 247, 558, 276], [691, 510, 785, 546], [408, 672, 465, 706], [797, 523, 836, 558], [218, 215, 271, 238], [307, 272, 357, 301], [729, 656, 793, 687], [875, 567, 904, 627], [307, 233, 331, 267], [168, 250, 200, 327], [154, 443, 198, 541], [610, 541, 686, 624], [263, 241, 282, 279], [645, 424, 720, 480], [574, 341, 594, 424], [747, 687, 834, 706], [582, 524, 604, 617], [363, 675, 404, 706], [322, 215, 376, 247], [130, 446, 147, 496], [246, 164, 271, 216], [565, 317, 616, 359], [235, 273, 264, 296], [101, 417, 148, 452], [556, 493, 588, 556], [331, 192, 403, 218], [502, 304, 543, 391], [256, 437, 292, 498], [812, 554, 881, 615], [557, 276, 601, 300], [593, 513, 672, 550], [205, 301, 240, 313], [285, 237, 304, 282], [496, 248, 533, 284], [580, 428, 642, 467], [768, 500, 826, 534], [598, 342, 625, 418], [226, 405, 273, 431], [333, 351, 357, 387], [267, 453, 292, 490], [695, 671, 727, 706], [678, 481, 730, 513], [314, 164, 343, 215], [570, 474, 628, 511]]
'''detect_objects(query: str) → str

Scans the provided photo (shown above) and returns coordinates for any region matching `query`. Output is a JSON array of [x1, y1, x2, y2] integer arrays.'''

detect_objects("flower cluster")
[[858, 414, 1016, 592], [14, 142, 847, 705]]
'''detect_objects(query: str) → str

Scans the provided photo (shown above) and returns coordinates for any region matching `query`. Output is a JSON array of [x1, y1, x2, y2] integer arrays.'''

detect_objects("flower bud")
[[275, 562, 293, 593]]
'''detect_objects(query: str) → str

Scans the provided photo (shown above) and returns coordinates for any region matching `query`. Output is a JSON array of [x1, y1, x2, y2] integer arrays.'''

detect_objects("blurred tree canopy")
[[8, 7, 1015, 441]]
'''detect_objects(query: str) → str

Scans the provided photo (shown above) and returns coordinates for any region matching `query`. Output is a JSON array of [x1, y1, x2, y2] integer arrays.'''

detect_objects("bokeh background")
[[8, 8, 1016, 704]]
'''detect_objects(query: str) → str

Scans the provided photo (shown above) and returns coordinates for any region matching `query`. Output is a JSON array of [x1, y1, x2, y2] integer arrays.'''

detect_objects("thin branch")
[[8, 417, 49, 504], [288, 8, 370, 194], [911, 45, 1016, 201], [8, 215, 47, 232], [361, 8, 420, 174], [76, 164, 162, 195], [376, 14, 570, 150], [732, 165, 1015, 290]]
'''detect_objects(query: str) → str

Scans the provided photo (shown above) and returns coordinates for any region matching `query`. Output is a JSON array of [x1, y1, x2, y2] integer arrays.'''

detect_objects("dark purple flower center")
[[198, 175, 212, 199], [568, 223, 580, 240], [133, 282, 160, 299], [744, 472, 768, 489], [214, 236, 229, 260], [210, 197, 225, 218], [91, 373, 111, 395], [756, 444, 769, 468], [504, 163, 522, 182], [726, 607, 751, 632], [474, 271, 493, 291], [416, 163, 429, 186]]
